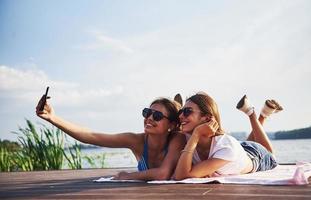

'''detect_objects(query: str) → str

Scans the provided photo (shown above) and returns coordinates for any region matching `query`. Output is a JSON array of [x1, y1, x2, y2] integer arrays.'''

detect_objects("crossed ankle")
[[237, 95, 283, 118], [236, 95, 255, 116], [246, 107, 255, 116], [261, 99, 283, 118]]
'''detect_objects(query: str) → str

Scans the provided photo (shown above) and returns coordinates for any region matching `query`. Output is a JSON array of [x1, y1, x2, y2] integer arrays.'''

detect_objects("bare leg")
[[237, 95, 282, 153], [258, 115, 265, 124], [247, 112, 273, 153], [246, 114, 265, 141]]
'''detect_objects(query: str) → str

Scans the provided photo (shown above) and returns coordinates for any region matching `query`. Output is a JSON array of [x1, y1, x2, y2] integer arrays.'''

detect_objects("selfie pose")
[[36, 90, 185, 181], [175, 92, 281, 180]]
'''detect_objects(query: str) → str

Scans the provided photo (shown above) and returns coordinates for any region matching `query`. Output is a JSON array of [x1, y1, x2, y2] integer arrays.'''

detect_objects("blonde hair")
[[187, 92, 224, 135]]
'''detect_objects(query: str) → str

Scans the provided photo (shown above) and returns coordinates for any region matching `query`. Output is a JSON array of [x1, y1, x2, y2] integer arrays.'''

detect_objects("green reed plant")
[[0, 119, 105, 172], [13, 150, 34, 171], [0, 146, 13, 172], [0, 140, 21, 171], [13, 119, 65, 171], [64, 141, 82, 169], [83, 153, 106, 168], [96, 153, 106, 168], [83, 155, 96, 168]]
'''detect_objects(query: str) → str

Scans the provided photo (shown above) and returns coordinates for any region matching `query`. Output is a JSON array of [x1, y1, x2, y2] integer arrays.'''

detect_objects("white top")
[[186, 133, 249, 175]]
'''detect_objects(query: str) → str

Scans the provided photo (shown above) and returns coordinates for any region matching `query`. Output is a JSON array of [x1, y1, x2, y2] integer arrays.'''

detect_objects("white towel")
[[94, 163, 311, 186], [94, 176, 143, 183]]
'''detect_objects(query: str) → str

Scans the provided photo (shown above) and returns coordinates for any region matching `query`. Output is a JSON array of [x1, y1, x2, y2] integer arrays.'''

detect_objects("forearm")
[[183, 132, 200, 151], [48, 115, 94, 144], [120, 168, 172, 181], [175, 133, 200, 180]]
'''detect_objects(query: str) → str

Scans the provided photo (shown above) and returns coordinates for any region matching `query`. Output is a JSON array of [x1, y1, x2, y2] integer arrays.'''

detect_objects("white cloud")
[[0, 65, 124, 107], [1, 1, 311, 141], [78, 0, 311, 133], [77, 30, 134, 53], [0, 65, 49, 90], [0, 65, 129, 140]]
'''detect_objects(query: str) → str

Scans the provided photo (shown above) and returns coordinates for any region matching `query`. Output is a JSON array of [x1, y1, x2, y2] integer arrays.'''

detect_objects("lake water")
[[270, 139, 311, 163], [80, 138, 311, 168]]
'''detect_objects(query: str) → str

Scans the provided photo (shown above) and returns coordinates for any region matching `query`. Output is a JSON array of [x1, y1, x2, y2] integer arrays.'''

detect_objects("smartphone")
[[38, 86, 49, 111]]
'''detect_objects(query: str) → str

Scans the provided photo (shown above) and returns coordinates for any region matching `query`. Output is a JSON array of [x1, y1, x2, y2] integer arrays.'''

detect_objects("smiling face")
[[143, 103, 172, 135], [179, 100, 208, 134], [180, 92, 224, 135]]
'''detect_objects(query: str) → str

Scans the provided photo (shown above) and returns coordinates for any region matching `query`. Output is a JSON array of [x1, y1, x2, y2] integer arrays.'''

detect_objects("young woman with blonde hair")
[[175, 92, 280, 180]]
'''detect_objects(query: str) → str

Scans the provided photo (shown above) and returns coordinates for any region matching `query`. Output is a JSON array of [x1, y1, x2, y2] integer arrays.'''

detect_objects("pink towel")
[[149, 163, 311, 185], [94, 163, 311, 185]]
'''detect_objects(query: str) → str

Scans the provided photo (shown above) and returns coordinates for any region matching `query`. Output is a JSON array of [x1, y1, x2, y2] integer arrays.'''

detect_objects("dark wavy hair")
[[150, 98, 180, 124]]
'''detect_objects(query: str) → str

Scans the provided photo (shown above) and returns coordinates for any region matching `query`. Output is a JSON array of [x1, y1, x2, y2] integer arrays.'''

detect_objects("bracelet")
[[181, 149, 194, 154]]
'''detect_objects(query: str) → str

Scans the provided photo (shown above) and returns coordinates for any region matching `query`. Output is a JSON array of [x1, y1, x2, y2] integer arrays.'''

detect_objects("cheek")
[[189, 115, 201, 124], [187, 122, 198, 131], [157, 121, 170, 131], [159, 121, 167, 128], [189, 116, 205, 127]]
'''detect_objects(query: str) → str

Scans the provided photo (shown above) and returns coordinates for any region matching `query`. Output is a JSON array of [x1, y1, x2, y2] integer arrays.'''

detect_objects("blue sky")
[[1, 0, 310, 141]]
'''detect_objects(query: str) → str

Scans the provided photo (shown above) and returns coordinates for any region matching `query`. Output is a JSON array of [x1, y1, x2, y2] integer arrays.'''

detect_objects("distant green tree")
[[0, 140, 21, 151], [274, 126, 311, 139]]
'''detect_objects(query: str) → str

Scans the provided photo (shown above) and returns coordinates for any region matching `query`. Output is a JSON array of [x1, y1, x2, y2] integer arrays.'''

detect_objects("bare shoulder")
[[169, 133, 186, 148], [119, 132, 143, 139], [171, 132, 186, 142], [127, 132, 145, 156], [117, 132, 145, 145], [128, 132, 144, 139]]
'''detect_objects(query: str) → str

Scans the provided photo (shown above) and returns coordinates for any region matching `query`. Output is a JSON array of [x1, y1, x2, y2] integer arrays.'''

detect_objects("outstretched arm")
[[114, 133, 186, 181], [36, 99, 140, 150]]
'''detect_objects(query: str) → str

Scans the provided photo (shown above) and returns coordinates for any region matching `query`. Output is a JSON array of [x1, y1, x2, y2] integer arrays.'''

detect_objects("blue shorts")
[[240, 141, 277, 172]]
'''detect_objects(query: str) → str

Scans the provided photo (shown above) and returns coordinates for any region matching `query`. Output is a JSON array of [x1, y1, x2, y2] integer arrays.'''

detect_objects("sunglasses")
[[142, 108, 169, 121], [178, 107, 203, 117]]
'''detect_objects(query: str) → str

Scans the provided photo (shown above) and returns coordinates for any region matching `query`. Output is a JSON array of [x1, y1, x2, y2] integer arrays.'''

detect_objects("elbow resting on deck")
[[175, 172, 191, 181], [153, 169, 172, 180]]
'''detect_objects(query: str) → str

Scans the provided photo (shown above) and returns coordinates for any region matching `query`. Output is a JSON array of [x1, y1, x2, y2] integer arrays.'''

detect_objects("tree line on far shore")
[[274, 126, 311, 140], [228, 126, 311, 140]]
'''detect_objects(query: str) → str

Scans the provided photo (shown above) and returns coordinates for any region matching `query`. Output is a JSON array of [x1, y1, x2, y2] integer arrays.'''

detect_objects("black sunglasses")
[[142, 108, 169, 121], [178, 107, 203, 117]]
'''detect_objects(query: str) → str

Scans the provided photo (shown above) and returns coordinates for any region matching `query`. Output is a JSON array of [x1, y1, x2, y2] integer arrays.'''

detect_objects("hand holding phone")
[[38, 86, 50, 111]]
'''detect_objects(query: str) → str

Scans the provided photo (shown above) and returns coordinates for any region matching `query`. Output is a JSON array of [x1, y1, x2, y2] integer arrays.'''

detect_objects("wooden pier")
[[1, 168, 310, 199]]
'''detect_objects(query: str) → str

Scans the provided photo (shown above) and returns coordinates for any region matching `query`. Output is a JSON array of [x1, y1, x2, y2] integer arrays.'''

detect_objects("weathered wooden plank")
[[1, 168, 310, 200]]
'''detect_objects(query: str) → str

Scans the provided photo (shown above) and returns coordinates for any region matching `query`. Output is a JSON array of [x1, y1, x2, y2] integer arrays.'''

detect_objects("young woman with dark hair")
[[36, 94, 185, 181]]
